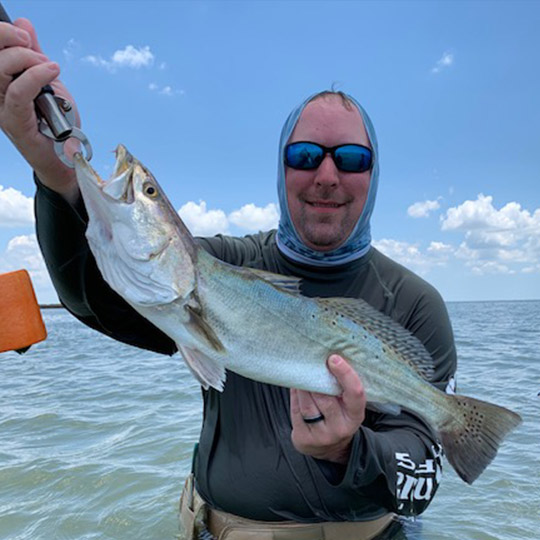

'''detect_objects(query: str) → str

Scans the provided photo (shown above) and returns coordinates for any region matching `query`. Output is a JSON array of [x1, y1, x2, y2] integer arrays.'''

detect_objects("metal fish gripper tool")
[[0, 2, 92, 168]]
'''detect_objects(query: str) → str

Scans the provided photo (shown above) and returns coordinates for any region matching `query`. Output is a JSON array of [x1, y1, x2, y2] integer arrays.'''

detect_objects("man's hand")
[[290, 354, 366, 464], [0, 18, 81, 202]]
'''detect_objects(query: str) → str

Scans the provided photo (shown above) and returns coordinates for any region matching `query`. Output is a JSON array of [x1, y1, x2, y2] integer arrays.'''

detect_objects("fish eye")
[[143, 182, 158, 198]]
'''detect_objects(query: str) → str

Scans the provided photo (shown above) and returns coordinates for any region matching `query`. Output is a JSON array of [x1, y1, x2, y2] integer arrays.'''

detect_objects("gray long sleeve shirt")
[[34, 179, 457, 523]]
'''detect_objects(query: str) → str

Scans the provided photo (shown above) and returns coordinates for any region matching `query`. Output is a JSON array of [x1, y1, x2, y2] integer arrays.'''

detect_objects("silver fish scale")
[[316, 297, 435, 381], [196, 252, 437, 403]]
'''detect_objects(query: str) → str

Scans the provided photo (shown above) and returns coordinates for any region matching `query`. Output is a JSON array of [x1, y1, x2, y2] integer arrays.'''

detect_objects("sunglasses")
[[285, 141, 373, 173]]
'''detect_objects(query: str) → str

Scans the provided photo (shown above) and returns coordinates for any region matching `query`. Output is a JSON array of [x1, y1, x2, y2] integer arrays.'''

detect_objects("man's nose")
[[314, 154, 340, 186]]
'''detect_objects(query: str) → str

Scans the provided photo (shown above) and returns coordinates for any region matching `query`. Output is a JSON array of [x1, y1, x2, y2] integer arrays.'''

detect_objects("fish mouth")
[[74, 144, 135, 203]]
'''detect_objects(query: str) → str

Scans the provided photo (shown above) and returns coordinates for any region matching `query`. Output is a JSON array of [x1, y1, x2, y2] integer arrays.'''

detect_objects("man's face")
[[285, 97, 371, 252]]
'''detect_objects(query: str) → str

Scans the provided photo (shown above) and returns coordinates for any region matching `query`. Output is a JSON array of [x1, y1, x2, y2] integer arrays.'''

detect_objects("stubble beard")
[[297, 207, 353, 252]]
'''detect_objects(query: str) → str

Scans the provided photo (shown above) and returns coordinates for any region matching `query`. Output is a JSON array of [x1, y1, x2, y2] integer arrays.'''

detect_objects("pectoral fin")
[[186, 303, 225, 353], [179, 345, 226, 391]]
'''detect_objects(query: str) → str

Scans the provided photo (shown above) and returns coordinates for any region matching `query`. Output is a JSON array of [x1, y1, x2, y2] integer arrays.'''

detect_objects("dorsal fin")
[[244, 268, 302, 295], [317, 297, 435, 381]]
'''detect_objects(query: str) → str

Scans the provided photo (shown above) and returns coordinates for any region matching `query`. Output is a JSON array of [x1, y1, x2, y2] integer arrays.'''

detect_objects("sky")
[[0, 0, 539, 304]]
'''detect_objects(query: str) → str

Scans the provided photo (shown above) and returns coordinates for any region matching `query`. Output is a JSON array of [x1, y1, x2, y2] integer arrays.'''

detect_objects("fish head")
[[73, 145, 197, 307]]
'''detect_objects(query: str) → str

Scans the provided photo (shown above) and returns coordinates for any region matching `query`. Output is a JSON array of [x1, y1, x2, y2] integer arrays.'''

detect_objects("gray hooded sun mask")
[[276, 92, 379, 267]]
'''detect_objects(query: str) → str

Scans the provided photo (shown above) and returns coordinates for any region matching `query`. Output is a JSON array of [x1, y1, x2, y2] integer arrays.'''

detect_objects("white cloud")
[[432, 52, 454, 74], [407, 199, 441, 218], [441, 194, 537, 232], [83, 45, 155, 72], [178, 201, 229, 236], [148, 82, 184, 97], [112, 45, 154, 68], [374, 198, 540, 277], [83, 55, 109, 69], [0, 234, 56, 302], [427, 241, 453, 255], [0, 185, 34, 227], [374, 238, 421, 262], [470, 261, 513, 276], [177, 200, 280, 237], [229, 203, 279, 231], [373, 238, 450, 276], [441, 194, 540, 275], [62, 38, 80, 62], [2, 235, 43, 270]]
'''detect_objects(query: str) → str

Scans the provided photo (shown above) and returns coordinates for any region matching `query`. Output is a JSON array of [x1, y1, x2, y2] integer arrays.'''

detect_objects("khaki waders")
[[179, 474, 395, 540]]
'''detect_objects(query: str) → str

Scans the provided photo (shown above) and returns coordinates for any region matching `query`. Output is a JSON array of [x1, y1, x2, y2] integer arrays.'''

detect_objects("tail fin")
[[439, 395, 522, 484]]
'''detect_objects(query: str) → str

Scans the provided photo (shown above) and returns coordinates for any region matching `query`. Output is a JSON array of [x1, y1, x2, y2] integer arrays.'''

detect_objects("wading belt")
[[179, 474, 395, 540]]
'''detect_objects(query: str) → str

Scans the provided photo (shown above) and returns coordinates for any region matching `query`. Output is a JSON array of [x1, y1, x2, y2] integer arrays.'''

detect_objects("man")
[[0, 18, 456, 540]]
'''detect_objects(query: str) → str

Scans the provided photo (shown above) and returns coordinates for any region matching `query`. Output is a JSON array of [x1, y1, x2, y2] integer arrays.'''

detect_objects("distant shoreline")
[[39, 304, 64, 309]]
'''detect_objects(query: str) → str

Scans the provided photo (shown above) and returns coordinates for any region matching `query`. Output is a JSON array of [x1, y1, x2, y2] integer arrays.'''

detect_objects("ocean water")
[[0, 301, 538, 540]]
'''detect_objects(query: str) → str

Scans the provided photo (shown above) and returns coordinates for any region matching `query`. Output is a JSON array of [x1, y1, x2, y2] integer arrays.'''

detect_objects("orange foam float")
[[0, 269, 47, 353]]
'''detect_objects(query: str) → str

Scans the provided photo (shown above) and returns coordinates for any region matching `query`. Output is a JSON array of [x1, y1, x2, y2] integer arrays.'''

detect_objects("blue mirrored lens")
[[285, 142, 372, 172], [285, 142, 324, 170], [334, 145, 372, 172]]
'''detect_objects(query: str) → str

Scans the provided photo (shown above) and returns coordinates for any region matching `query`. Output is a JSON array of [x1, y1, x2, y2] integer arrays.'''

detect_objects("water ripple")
[[1, 303, 538, 539]]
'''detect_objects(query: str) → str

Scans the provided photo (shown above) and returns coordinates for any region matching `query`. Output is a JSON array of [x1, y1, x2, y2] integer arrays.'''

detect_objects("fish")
[[73, 145, 521, 485]]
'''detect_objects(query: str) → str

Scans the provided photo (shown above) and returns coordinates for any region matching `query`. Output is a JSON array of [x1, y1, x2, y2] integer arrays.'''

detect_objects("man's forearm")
[[338, 411, 443, 516], [34, 164, 80, 205]]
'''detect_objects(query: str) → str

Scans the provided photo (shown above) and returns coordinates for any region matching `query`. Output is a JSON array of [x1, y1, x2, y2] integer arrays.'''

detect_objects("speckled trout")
[[73, 146, 521, 484]]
